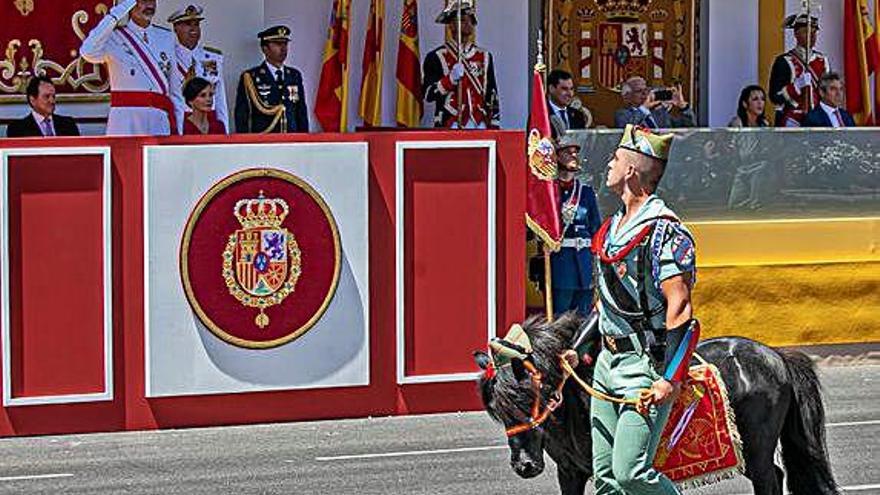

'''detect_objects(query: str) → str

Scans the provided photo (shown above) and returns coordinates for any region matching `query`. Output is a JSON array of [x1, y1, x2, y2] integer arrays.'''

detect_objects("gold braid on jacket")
[[242, 72, 286, 133]]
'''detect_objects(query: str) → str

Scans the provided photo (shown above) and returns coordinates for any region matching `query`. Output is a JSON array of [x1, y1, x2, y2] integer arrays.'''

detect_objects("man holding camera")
[[614, 76, 694, 129]]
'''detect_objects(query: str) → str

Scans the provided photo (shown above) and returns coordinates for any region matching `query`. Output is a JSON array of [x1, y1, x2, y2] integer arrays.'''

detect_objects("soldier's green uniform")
[[590, 126, 697, 494]]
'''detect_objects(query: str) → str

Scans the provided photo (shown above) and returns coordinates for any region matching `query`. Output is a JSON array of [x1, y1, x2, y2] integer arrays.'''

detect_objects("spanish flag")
[[358, 0, 384, 127], [525, 68, 562, 251], [844, 0, 880, 125], [315, 0, 352, 132], [395, 0, 423, 127]]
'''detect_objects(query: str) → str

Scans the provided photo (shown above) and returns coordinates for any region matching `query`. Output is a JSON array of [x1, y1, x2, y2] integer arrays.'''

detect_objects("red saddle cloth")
[[654, 363, 745, 488]]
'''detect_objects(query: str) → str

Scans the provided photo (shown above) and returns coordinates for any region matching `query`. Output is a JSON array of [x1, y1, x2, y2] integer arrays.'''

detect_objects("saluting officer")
[[168, 4, 229, 133], [234, 26, 309, 133], [80, 0, 185, 135]]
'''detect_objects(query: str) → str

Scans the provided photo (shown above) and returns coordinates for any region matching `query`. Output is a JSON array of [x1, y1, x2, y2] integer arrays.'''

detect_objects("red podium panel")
[[3, 150, 111, 405], [398, 143, 495, 382]]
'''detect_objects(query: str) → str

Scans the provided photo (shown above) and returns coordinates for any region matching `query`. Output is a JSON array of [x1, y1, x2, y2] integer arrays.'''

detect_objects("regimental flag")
[[315, 0, 352, 132], [844, 0, 880, 125], [525, 68, 562, 251], [396, 0, 423, 127], [359, 0, 385, 127]]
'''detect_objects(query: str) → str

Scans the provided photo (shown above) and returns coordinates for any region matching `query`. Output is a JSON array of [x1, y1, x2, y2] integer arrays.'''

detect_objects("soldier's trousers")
[[590, 346, 681, 495]]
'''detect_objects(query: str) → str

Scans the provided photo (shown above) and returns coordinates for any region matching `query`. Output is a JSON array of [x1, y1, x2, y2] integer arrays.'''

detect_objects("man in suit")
[[6, 76, 80, 137], [234, 25, 308, 133], [547, 69, 588, 138], [614, 76, 694, 129], [802, 72, 856, 128]]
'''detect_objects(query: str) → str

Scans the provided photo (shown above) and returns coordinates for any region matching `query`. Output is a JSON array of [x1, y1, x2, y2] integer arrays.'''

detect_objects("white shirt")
[[31, 111, 54, 136], [80, 15, 184, 135], [819, 101, 845, 128], [175, 43, 229, 133], [548, 99, 569, 127]]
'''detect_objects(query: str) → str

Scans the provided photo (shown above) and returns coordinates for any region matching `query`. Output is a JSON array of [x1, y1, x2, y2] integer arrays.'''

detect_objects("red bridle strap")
[[504, 360, 566, 437]]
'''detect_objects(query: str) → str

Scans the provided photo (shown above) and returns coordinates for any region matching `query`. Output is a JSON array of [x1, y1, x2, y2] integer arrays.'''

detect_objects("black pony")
[[475, 313, 838, 495]]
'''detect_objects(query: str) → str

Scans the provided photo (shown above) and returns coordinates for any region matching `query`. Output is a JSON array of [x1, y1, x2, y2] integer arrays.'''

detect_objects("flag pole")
[[456, 1, 464, 127], [535, 31, 554, 321], [803, 0, 814, 111], [547, 0, 554, 74]]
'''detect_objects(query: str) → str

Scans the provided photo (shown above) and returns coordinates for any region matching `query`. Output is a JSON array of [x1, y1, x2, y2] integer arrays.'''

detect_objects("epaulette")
[[152, 24, 171, 31], [204, 46, 223, 55]]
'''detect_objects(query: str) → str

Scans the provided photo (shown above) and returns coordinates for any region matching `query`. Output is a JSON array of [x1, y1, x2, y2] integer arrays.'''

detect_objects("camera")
[[653, 89, 673, 101]]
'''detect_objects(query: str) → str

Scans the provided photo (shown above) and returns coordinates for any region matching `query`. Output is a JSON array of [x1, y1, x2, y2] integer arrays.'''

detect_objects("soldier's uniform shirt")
[[81, 17, 184, 135], [422, 41, 500, 129], [597, 195, 696, 338], [590, 194, 695, 495], [234, 62, 308, 133], [175, 43, 229, 132], [769, 46, 829, 127]]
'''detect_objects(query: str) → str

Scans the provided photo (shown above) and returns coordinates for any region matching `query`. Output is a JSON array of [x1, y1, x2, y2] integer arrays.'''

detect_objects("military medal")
[[560, 180, 581, 228]]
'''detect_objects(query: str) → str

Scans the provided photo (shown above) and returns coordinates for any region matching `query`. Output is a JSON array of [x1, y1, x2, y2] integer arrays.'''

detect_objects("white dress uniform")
[[80, 0, 184, 136], [174, 44, 229, 132]]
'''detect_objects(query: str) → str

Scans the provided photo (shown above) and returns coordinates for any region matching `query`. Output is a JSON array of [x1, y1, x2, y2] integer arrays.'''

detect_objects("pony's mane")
[[479, 312, 586, 425]]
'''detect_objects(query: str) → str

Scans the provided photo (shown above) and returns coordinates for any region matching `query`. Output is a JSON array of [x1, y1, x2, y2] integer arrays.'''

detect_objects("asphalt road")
[[0, 365, 876, 494]]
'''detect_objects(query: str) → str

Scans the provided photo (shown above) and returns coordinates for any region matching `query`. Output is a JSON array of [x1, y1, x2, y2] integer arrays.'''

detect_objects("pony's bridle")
[[504, 360, 566, 437]]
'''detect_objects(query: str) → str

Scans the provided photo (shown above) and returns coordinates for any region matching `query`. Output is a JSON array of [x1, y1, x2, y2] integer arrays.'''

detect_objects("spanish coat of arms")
[[222, 191, 301, 328]]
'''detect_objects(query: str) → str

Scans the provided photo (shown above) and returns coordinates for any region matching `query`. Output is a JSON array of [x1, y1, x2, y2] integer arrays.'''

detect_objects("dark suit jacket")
[[548, 103, 587, 139], [614, 105, 695, 129], [234, 63, 309, 133], [5, 113, 80, 137], [802, 106, 856, 128]]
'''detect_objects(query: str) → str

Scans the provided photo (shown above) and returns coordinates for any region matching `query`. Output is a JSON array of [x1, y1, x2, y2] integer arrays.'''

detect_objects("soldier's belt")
[[603, 334, 642, 355], [561, 238, 591, 250]]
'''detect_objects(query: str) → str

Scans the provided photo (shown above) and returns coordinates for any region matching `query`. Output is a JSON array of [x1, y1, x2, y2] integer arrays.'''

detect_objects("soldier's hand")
[[636, 378, 680, 415], [450, 63, 465, 83], [795, 72, 812, 90], [109, 0, 137, 21]]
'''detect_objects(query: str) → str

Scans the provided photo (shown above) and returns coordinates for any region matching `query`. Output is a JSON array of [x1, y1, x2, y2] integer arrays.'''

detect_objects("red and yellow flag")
[[525, 68, 562, 251], [315, 0, 352, 132], [844, 0, 879, 124], [358, 0, 385, 127], [395, 0, 423, 127]]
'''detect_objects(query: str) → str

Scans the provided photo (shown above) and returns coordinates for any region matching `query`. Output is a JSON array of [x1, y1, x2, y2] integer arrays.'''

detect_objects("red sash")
[[111, 91, 177, 133], [118, 26, 169, 96]]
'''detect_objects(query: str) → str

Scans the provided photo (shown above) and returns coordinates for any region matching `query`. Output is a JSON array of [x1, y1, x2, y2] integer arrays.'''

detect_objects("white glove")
[[794, 72, 812, 90], [450, 63, 465, 83], [109, 0, 136, 22]]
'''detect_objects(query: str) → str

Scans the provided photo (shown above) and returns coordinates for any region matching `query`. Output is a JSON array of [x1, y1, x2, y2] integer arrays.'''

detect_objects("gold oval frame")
[[179, 168, 342, 349]]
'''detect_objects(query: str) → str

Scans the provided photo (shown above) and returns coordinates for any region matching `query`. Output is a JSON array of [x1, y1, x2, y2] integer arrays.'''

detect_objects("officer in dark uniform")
[[550, 134, 602, 317], [234, 25, 309, 133]]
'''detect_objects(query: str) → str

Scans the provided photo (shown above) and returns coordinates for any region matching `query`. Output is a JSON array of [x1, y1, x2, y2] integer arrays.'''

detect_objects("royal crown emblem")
[[596, 0, 651, 20], [222, 190, 301, 328]]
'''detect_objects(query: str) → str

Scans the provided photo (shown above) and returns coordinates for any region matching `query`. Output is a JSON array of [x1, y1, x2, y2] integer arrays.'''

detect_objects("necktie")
[[834, 110, 844, 127], [559, 108, 569, 127], [42, 117, 54, 136], [644, 114, 657, 129], [275, 69, 284, 86]]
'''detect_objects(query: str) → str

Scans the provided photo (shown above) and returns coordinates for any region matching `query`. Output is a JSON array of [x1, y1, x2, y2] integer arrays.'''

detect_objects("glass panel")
[[568, 128, 880, 221]]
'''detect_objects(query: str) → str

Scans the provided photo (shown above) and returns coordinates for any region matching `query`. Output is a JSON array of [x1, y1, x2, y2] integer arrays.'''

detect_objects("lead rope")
[[560, 358, 640, 406]]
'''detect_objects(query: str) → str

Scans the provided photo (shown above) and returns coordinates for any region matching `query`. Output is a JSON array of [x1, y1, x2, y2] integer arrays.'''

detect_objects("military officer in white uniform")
[[80, 0, 185, 136], [168, 4, 228, 133]]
